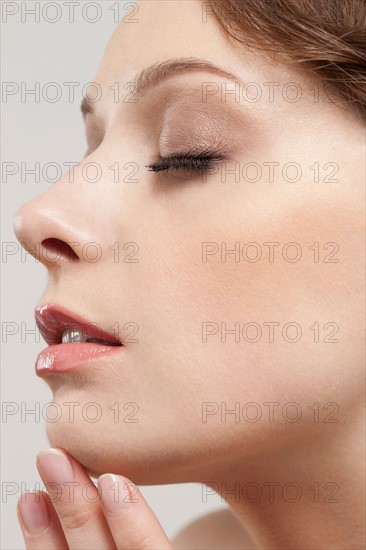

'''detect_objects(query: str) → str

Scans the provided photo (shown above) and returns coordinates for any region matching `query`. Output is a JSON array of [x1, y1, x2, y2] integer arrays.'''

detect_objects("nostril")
[[41, 238, 79, 263]]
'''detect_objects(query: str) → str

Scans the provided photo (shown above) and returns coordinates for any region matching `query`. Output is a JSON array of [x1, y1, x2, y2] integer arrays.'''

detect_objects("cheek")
[[134, 183, 363, 412]]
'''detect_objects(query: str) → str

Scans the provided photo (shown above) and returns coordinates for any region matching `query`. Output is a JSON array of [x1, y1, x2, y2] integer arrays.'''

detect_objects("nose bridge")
[[13, 169, 100, 266]]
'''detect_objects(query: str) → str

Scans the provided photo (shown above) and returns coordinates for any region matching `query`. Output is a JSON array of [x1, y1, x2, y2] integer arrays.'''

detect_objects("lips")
[[35, 304, 122, 346], [35, 304, 123, 375]]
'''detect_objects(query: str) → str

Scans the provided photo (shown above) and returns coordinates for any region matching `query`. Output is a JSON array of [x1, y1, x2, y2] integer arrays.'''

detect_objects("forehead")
[[84, 0, 323, 130], [93, 0, 278, 86]]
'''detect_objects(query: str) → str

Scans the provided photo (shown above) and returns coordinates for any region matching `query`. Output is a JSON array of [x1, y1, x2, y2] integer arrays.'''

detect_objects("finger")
[[98, 474, 172, 550], [17, 490, 68, 550], [36, 448, 116, 550]]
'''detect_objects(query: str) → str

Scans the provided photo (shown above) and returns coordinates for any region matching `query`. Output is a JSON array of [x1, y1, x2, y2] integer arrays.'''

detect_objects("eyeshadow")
[[136, 68, 267, 156], [158, 94, 247, 158], [110, 75, 264, 159]]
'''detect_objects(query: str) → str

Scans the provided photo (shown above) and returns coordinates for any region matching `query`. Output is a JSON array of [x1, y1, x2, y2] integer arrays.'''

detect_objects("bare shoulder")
[[171, 509, 257, 550]]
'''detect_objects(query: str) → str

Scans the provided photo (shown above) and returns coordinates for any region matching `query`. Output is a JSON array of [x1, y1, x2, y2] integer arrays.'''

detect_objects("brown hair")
[[208, 0, 366, 117]]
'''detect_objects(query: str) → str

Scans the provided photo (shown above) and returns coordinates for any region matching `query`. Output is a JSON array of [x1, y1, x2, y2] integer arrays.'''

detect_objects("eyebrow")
[[81, 57, 240, 117]]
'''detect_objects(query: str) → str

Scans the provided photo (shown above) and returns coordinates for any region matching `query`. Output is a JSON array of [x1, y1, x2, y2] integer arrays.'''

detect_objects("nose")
[[13, 180, 96, 267], [13, 194, 79, 266]]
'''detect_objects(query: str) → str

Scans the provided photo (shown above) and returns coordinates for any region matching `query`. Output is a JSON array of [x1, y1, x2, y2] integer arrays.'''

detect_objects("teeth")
[[62, 328, 87, 343], [61, 328, 116, 345]]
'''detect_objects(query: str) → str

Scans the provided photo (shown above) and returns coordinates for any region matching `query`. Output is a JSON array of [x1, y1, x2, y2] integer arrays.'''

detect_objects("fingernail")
[[37, 448, 74, 486], [18, 492, 50, 533], [98, 474, 137, 513]]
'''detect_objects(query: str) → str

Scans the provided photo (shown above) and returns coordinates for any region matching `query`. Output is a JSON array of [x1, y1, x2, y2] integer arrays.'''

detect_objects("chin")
[[44, 419, 175, 485], [44, 416, 230, 486]]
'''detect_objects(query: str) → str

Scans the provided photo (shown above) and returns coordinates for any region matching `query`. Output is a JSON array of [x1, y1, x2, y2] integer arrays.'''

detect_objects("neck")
[[208, 408, 365, 549]]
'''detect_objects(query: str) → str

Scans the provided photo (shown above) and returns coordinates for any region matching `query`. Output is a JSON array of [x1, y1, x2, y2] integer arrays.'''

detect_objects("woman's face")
[[14, 0, 364, 483]]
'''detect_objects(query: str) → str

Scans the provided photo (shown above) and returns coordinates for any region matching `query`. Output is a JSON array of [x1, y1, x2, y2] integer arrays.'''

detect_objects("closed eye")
[[146, 152, 223, 174]]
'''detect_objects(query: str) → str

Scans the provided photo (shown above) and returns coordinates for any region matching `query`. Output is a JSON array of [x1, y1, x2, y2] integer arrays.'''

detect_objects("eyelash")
[[146, 152, 223, 174]]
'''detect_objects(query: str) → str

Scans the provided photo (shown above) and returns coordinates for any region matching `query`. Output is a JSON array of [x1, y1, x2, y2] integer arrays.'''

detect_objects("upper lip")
[[35, 304, 122, 346]]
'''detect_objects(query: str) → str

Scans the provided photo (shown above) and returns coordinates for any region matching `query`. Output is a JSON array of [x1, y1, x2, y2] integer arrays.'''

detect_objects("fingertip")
[[17, 491, 50, 534], [97, 473, 139, 514]]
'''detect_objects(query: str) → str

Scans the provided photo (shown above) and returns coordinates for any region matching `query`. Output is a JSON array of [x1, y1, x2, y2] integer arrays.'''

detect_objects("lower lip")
[[35, 343, 122, 375]]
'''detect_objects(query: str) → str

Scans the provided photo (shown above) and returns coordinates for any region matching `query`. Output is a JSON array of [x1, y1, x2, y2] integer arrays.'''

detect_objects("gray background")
[[1, 2, 225, 547]]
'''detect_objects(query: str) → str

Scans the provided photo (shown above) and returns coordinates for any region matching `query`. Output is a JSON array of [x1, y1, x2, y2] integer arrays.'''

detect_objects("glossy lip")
[[35, 304, 122, 346], [35, 304, 123, 376], [35, 342, 122, 375]]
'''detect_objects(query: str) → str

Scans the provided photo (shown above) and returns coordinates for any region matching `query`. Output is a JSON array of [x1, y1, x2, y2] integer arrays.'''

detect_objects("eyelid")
[[159, 136, 230, 157], [146, 151, 225, 175]]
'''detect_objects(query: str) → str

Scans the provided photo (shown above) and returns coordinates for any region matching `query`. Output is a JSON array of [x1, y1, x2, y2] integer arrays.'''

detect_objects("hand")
[[17, 448, 173, 549]]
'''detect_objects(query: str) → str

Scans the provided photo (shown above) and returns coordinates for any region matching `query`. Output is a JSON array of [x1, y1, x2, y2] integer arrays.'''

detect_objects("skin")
[[13, 1, 365, 548]]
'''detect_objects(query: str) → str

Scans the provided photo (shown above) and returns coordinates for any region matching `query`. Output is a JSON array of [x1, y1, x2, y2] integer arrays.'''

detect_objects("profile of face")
[[13, 0, 365, 485]]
